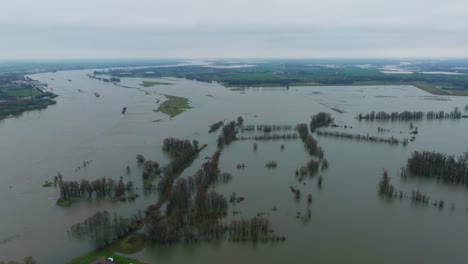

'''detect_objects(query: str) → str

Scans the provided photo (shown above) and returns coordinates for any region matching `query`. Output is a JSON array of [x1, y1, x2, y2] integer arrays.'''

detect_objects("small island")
[[157, 94, 191, 117]]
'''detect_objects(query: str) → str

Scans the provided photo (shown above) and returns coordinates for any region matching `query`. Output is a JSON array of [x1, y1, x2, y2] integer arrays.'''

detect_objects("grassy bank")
[[140, 81, 172, 87], [157, 94, 191, 117], [3, 88, 43, 97], [56, 198, 72, 207], [67, 234, 147, 264]]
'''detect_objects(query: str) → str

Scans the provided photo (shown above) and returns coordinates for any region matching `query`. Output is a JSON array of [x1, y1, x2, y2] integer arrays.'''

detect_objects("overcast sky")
[[1, 0, 468, 59]]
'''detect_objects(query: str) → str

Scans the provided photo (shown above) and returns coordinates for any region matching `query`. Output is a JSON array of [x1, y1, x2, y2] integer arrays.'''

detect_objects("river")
[[1, 69, 468, 263]]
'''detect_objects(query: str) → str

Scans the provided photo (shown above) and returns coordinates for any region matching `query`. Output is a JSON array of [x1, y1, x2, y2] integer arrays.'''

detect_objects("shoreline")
[[227, 82, 468, 96]]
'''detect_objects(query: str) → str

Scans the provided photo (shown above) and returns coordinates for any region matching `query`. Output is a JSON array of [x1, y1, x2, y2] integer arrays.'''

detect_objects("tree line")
[[58, 176, 134, 202], [316, 130, 407, 146], [358, 108, 464, 121]]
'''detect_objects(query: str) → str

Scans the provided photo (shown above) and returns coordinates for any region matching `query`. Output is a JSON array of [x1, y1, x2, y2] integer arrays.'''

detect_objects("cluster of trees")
[[141, 160, 162, 190], [58, 177, 134, 201], [158, 138, 200, 194], [358, 108, 464, 121], [289, 186, 301, 202], [310, 112, 333, 132], [145, 150, 230, 244], [217, 121, 237, 147], [266, 161, 278, 168], [406, 150, 468, 184], [70, 210, 144, 249], [316, 130, 407, 146], [228, 216, 272, 242], [209, 121, 224, 133], [163, 138, 199, 158], [237, 116, 244, 126], [145, 148, 283, 244]]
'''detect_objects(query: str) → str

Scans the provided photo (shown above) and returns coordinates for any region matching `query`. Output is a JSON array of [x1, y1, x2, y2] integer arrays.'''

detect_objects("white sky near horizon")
[[1, 0, 468, 59]]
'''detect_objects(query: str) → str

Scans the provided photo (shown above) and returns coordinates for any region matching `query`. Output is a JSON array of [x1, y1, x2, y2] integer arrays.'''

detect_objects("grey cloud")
[[1, 0, 468, 58]]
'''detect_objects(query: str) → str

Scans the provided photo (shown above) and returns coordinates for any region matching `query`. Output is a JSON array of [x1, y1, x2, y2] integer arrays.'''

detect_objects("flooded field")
[[1, 69, 468, 263]]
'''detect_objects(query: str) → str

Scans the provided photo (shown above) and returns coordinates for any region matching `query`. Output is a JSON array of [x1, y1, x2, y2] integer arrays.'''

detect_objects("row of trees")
[[379, 170, 448, 208], [59, 177, 134, 201], [237, 133, 299, 141], [316, 130, 407, 146], [358, 108, 464, 121], [255, 124, 293, 132]]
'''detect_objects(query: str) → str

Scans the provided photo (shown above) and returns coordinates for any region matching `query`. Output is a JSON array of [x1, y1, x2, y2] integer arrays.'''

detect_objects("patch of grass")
[[157, 94, 191, 117], [56, 198, 72, 207], [67, 236, 147, 264], [410, 82, 451, 95], [116, 234, 146, 254], [42, 180, 53, 187], [3, 88, 42, 97], [140, 81, 172, 87]]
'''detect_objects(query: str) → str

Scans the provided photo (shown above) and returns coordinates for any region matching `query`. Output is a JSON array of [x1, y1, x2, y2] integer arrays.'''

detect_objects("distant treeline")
[[358, 108, 465, 121], [104, 65, 468, 90]]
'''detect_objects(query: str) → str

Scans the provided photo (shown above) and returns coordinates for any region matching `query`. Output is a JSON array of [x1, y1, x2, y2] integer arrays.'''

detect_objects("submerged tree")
[[378, 169, 395, 197]]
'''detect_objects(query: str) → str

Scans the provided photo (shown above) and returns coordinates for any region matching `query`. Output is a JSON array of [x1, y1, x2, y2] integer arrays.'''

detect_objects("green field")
[[140, 81, 172, 87], [157, 94, 191, 117], [101, 61, 468, 95], [115, 234, 146, 254], [67, 235, 146, 264], [2, 88, 42, 97]]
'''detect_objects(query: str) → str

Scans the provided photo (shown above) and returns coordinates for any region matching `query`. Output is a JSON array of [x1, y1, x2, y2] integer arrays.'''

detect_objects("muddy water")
[[1, 70, 468, 263]]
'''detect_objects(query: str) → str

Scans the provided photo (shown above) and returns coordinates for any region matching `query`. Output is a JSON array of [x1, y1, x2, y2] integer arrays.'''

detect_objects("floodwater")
[[1, 69, 468, 263]]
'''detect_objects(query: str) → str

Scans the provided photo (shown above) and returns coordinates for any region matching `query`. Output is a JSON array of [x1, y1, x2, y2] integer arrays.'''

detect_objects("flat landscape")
[[1, 60, 468, 264]]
